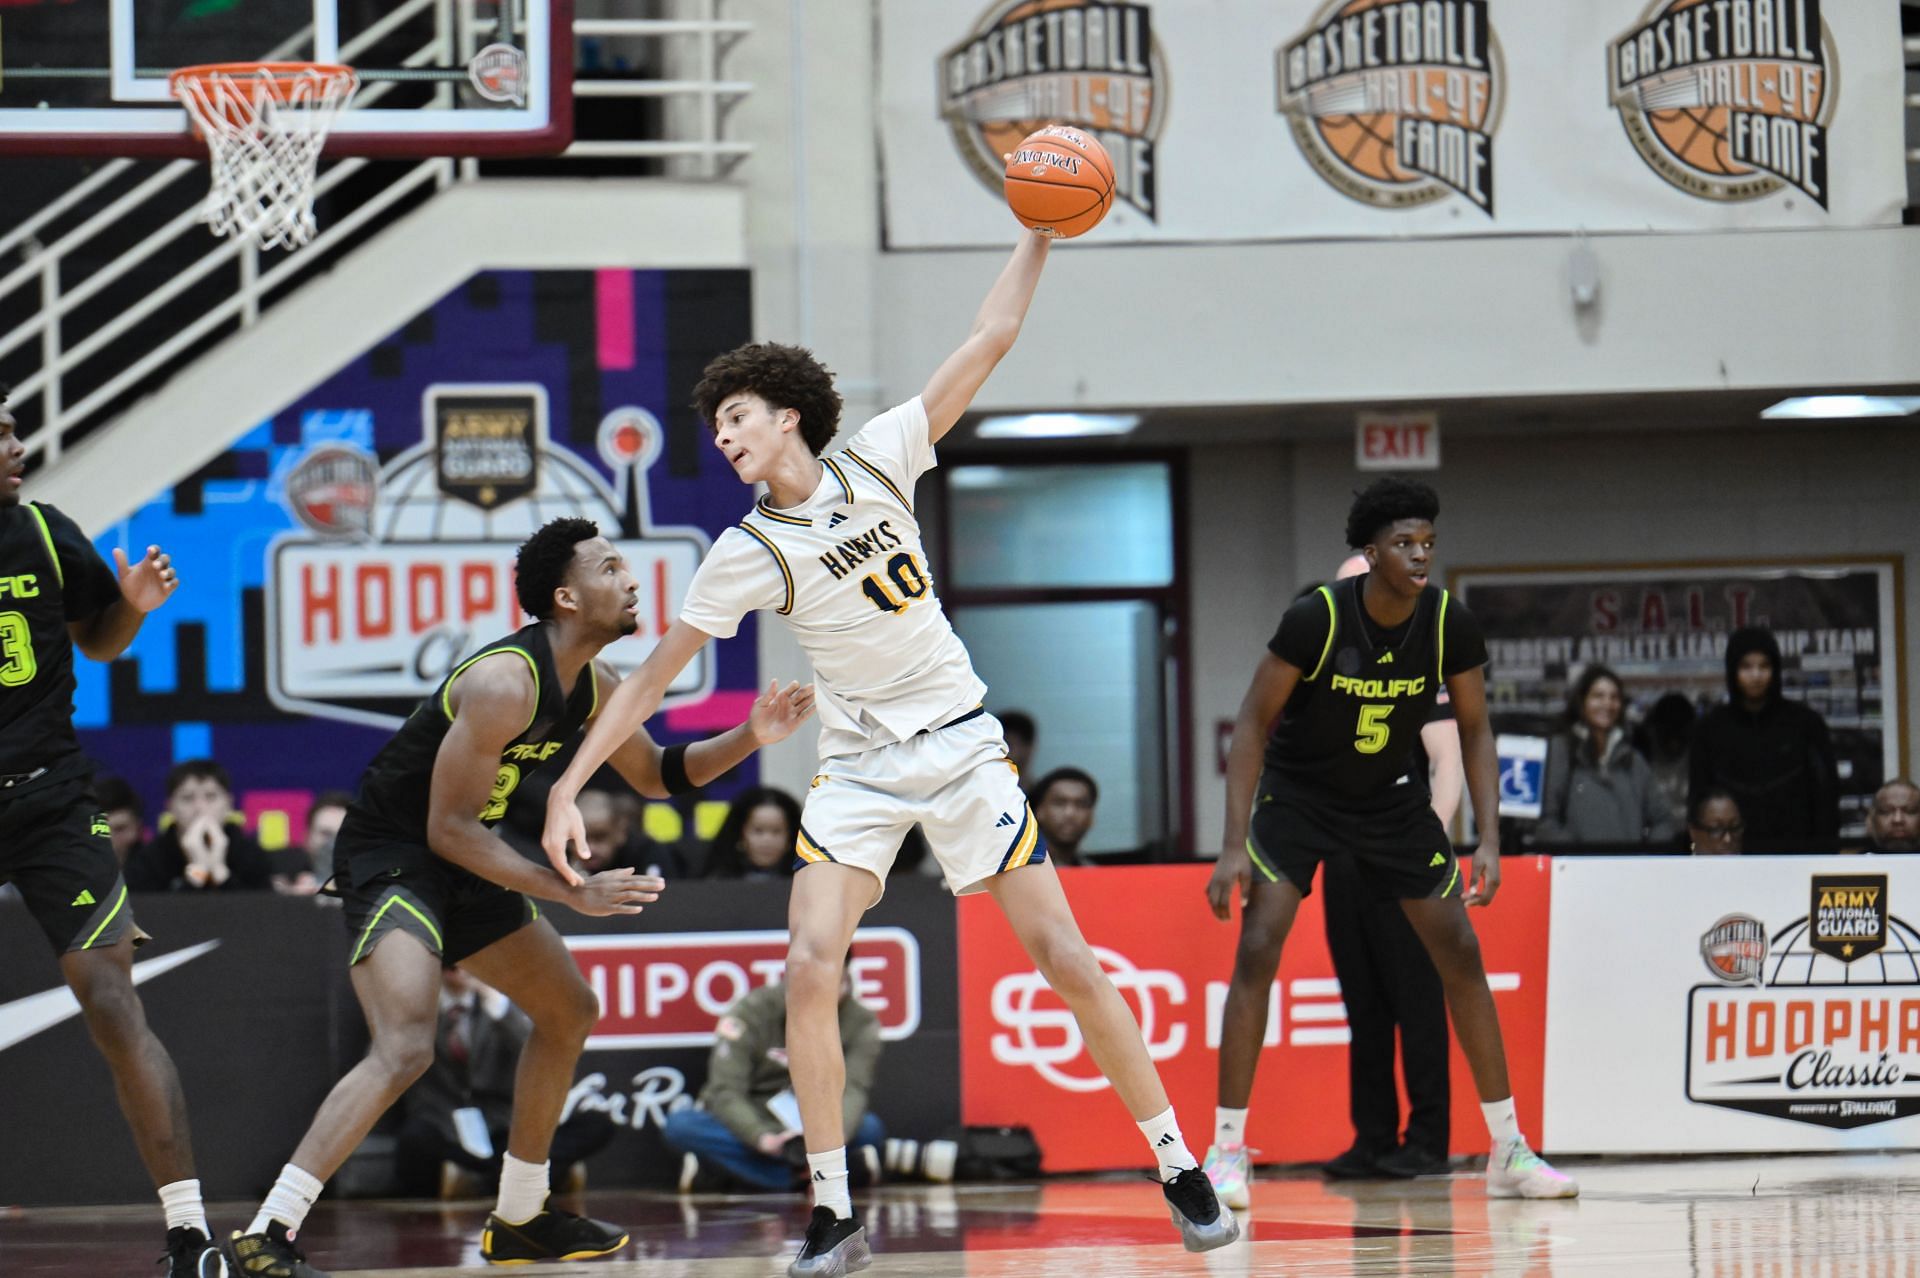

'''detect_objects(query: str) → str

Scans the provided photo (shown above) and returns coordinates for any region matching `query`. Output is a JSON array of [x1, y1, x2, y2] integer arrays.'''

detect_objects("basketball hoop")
[[170, 62, 360, 251]]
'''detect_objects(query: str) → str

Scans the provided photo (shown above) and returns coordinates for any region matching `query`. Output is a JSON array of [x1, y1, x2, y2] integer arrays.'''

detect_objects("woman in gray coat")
[[1536, 664, 1677, 847]]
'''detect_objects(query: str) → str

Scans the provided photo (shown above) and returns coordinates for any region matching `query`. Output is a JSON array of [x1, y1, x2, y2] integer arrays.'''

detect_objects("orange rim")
[[169, 62, 357, 134]]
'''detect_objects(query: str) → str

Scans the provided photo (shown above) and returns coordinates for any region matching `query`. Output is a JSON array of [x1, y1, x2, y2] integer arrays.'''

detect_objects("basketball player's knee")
[[1426, 920, 1484, 977], [784, 947, 842, 1006], [1232, 927, 1284, 984], [534, 979, 600, 1046], [1031, 932, 1103, 1003], [76, 977, 147, 1053], [372, 1024, 437, 1087]]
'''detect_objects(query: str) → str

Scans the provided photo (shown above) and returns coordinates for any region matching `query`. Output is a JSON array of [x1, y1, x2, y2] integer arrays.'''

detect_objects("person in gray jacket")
[[1536, 664, 1676, 847]]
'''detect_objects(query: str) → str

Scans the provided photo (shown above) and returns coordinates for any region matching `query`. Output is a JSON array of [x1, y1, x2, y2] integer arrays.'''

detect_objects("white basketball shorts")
[[794, 709, 1047, 903]]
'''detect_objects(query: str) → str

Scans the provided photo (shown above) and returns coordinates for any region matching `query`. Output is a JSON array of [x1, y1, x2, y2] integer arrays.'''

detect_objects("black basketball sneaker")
[[480, 1203, 630, 1263], [222, 1223, 329, 1278], [787, 1205, 872, 1277], [161, 1226, 226, 1278]]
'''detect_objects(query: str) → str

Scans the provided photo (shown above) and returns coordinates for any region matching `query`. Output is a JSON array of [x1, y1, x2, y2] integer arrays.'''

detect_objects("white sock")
[[495, 1153, 551, 1224], [1137, 1106, 1200, 1180], [1215, 1106, 1250, 1150], [158, 1179, 210, 1237], [249, 1163, 324, 1236], [807, 1147, 852, 1220], [1480, 1098, 1521, 1145]]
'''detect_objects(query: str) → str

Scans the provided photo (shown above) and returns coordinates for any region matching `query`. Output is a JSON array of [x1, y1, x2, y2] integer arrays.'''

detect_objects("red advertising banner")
[[959, 861, 1552, 1172]]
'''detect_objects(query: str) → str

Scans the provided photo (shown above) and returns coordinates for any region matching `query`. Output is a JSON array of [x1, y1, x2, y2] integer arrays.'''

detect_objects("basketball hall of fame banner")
[[1544, 855, 1920, 1153], [1452, 560, 1902, 842], [878, 0, 1907, 247]]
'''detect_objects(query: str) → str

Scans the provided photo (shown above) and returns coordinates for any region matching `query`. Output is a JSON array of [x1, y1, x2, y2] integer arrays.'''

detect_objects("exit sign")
[[1355, 412, 1440, 471]]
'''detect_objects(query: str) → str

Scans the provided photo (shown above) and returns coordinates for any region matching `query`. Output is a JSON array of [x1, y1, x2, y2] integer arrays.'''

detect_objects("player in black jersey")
[[1204, 479, 1577, 1202], [0, 390, 222, 1277], [224, 518, 814, 1278]]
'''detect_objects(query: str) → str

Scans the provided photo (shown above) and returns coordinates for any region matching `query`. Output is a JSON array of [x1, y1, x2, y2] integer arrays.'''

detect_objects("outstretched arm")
[[590, 674, 815, 856], [920, 231, 1053, 443], [70, 545, 177, 661], [1206, 653, 1300, 921], [429, 654, 660, 915], [542, 620, 711, 881]]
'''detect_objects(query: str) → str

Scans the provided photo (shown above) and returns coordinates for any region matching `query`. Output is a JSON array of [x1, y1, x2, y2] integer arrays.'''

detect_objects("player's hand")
[[1207, 843, 1254, 922], [1462, 843, 1501, 907], [114, 544, 177, 614], [541, 790, 588, 888], [750, 678, 816, 745], [568, 868, 664, 917]]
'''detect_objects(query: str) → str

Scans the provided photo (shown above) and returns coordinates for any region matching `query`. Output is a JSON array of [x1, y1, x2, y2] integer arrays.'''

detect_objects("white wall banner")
[[1544, 855, 1920, 1153], [878, 0, 1907, 247]]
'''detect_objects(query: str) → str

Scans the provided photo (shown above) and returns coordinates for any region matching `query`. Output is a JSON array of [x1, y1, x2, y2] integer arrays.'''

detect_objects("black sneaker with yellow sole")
[[222, 1223, 329, 1278], [481, 1203, 630, 1265]]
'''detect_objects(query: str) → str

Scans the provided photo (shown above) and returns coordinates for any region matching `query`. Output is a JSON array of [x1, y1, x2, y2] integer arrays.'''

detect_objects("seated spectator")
[[997, 710, 1037, 781], [1031, 767, 1098, 866], [393, 969, 613, 1198], [704, 787, 803, 880], [662, 965, 884, 1193], [93, 775, 146, 868], [1535, 664, 1675, 847], [124, 759, 274, 891], [274, 789, 350, 895], [576, 787, 688, 878], [1687, 790, 1746, 855], [1634, 692, 1696, 834], [1689, 627, 1840, 852], [1862, 779, 1920, 853]]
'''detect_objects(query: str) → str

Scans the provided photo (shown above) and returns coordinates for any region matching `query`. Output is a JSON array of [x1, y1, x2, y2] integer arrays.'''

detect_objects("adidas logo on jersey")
[[995, 812, 1017, 828], [1429, 851, 1447, 867], [1377, 652, 1394, 664], [828, 511, 849, 527], [71, 889, 97, 907]]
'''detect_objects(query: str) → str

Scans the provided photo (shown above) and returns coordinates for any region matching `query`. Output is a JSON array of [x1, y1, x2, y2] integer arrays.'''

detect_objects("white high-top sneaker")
[[1485, 1137, 1579, 1199]]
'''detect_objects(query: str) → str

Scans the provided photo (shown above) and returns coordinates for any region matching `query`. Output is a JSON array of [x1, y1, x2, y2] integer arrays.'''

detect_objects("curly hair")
[[690, 342, 842, 456], [1345, 477, 1440, 549], [703, 786, 804, 879], [515, 517, 601, 620]]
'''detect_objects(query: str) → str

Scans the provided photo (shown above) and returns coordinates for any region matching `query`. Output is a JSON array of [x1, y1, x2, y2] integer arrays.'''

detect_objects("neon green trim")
[[1438, 857, 1461, 899], [80, 884, 128, 949], [1305, 586, 1337, 681], [586, 665, 601, 718], [1437, 590, 1451, 680], [1244, 837, 1281, 883], [350, 891, 443, 964], [526, 896, 540, 921], [441, 646, 540, 734], [25, 504, 63, 588]]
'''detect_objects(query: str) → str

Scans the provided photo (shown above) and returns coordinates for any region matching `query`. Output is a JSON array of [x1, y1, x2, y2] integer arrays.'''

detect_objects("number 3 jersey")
[[680, 397, 985, 760], [344, 620, 597, 864], [0, 501, 122, 787], [1264, 573, 1487, 799]]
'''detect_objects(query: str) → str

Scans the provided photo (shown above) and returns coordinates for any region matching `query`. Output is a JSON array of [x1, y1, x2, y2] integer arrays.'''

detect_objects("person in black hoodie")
[[1688, 627, 1841, 853]]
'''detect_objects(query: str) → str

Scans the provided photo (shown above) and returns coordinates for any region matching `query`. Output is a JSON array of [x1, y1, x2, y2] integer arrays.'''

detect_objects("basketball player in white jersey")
[[544, 229, 1236, 1275]]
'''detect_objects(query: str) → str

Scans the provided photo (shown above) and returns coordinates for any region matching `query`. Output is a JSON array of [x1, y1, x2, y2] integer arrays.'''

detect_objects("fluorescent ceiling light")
[[1761, 395, 1920, 420], [974, 412, 1141, 440]]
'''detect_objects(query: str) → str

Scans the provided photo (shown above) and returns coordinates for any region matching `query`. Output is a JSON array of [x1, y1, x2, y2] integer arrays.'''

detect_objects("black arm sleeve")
[[1439, 595, 1489, 678], [37, 503, 121, 621], [1267, 590, 1335, 672]]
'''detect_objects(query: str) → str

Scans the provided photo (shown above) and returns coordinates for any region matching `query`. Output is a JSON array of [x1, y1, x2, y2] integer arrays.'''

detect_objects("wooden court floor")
[[4, 1152, 1917, 1276]]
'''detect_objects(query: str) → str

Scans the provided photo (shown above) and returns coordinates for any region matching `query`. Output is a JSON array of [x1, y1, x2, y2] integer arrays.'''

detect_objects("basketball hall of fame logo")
[[939, 1, 1168, 222], [1609, 0, 1836, 209], [1278, 0, 1504, 217]]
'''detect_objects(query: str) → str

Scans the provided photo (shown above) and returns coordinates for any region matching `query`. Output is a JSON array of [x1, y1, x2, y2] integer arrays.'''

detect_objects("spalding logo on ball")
[[1002, 125, 1114, 239]]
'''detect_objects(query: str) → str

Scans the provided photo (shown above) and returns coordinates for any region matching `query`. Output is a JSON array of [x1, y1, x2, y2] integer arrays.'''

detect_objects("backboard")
[[0, 0, 571, 158]]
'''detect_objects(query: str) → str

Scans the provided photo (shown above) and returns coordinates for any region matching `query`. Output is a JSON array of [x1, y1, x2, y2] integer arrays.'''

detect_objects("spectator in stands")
[[997, 710, 1037, 781], [124, 759, 273, 891], [1535, 664, 1675, 847], [1686, 790, 1746, 855], [663, 963, 884, 1194], [1633, 692, 1697, 834], [704, 787, 803, 880], [1863, 779, 1920, 853], [274, 789, 350, 895], [393, 969, 614, 1199], [575, 787, 688, 879], [1031, 767, 1098, 867], [1689, 627, 1841, 852], [94, 775, 146, 868]]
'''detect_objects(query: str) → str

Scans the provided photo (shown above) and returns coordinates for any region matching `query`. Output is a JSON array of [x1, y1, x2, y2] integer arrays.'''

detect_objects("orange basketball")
[[1002, 125, 1114, 239]]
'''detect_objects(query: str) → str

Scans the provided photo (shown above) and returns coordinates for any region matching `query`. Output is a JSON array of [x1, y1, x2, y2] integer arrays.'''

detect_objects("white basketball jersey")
[[679, 397, 986, 758]]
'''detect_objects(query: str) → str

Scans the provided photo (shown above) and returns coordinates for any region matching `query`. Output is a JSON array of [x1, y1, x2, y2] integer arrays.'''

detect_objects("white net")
[[171, 64, 360, 251]]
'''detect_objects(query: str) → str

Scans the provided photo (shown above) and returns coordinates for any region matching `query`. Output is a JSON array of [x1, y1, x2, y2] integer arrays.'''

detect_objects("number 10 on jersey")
[[861, 552, 930, 615]]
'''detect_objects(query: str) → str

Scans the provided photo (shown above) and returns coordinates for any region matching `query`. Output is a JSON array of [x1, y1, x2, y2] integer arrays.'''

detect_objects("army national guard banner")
[[878, 0, 1907, 246]]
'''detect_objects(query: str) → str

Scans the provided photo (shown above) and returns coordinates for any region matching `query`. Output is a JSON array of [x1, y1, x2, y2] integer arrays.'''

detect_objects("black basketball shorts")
[[1245, 771, 1460, 902], [332, 825, 539, 967], [0, 776, 142, 955]]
